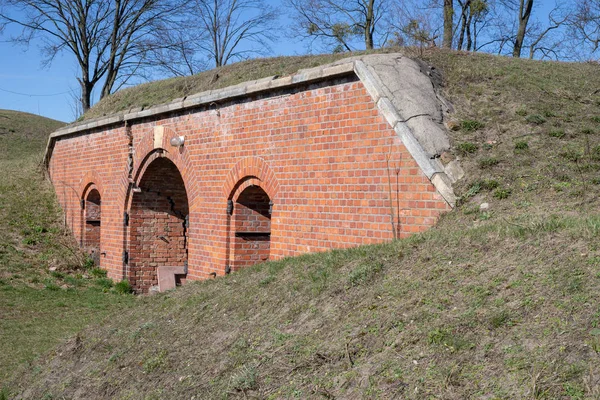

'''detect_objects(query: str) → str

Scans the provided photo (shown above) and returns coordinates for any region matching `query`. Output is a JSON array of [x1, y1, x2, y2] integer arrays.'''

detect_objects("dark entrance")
[[84, 189, 101, 265], [128, 158, 189, 293], [230, 185, 271, 271]]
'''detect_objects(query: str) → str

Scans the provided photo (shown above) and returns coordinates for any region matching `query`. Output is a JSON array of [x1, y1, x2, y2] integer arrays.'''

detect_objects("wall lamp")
[[170, 135, 185, 148]]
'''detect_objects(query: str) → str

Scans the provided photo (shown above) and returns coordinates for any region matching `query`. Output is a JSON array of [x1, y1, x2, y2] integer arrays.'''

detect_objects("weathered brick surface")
[[48, 77, 451, 292]]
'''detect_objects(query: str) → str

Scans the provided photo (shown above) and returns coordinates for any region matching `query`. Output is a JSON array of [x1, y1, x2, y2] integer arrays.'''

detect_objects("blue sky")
[[0, 0, 572, 123]]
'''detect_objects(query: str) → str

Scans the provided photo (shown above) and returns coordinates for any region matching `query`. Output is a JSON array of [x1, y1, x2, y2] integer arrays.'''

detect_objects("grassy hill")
[[0, 110, 135, 387], [4, 50, 600, 399]]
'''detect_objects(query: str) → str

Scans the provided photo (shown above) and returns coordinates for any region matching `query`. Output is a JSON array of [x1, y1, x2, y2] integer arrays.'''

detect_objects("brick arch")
[[127, 156, 190, 293], [131, 126, 197, 207], [223, 157, 279, 200], [78, 171, 104, 200]]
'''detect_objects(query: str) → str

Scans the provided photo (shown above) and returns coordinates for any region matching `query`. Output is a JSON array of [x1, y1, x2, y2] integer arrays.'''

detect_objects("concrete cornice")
[[47, 62, 356, 140]]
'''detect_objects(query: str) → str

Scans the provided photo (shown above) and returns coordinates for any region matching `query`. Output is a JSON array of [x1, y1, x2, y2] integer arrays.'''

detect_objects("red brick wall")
[[48, 76, 451, 291], [49, 128, 129, 281]]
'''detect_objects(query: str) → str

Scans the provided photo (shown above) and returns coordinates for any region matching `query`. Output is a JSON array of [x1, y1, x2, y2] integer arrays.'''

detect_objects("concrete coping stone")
[[354, 59, 455, 207], [51, 62, 357, 139]]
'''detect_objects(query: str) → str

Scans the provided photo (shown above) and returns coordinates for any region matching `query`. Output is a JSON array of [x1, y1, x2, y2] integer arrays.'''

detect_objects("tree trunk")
[[473, 20, 478, 51], [364, 0, 375, 49], [466, 13, 473, 51], [456, 0, 470, 51], [443, 0, 453, 48], [513, 0, 534, 58], [80, 80, 93, 112], [101, 68, 118, 100]]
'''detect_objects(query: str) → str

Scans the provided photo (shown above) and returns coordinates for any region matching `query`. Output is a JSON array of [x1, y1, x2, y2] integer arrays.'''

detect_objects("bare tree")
[[287, 0, 389, 52], [570, 0, 600, 56], [386, 0, 440, 47], [146, 28, 205, 77], [149, 0, 278, 75], [192, 0, 278, 68], [528, 4, 570, 59], [0, 0, 184, 111]]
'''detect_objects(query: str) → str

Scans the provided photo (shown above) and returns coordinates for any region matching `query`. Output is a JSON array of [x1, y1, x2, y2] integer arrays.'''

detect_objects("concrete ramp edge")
[[353, 57, 457, 207]]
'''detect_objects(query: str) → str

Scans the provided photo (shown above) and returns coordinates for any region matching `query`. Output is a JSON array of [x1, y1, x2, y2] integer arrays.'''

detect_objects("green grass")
[[0, 110, 135, 384], [7, 213, 600, 399], [4, 50, 600, 398]]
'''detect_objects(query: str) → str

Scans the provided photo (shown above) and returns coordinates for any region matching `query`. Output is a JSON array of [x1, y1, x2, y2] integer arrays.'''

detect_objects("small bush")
[[456, 142, 478, 155], [481, 179, 500, 190], [493, 188, 511, 199], [515, 140, 529, 150], [514, 140, 529, 150], [515, 107, 527, 117], [44, 281, 61, 291], [95, 277, 113, 290], [348, 260, 383, 286], [427, 328, 473, 352], [50, 270, 64, 279], [591, 116, 600, 123], [542, 110, 556, 118], [143, 350, 167, 373], [64, 276, 82, 287], [464, 183, 481, 198], [460, 119, 484, 132], [83, 257, 95, 270], [525, 114, 546, 125], [489, 309, 512, 328], [560, 149, 581, 162], [113, 280, 133, 294], [549, 129, 566, 138], [230, 365, 258, 392], [90, 267, 107, 278], [554, 182, 570, 192], [428, 328, 450, 345], [592, 146, 600, 161], [581, 128, 595, 135], [479, 157, 499, 169], [467, 179, 499, 196], [259, 276, 275, 286]]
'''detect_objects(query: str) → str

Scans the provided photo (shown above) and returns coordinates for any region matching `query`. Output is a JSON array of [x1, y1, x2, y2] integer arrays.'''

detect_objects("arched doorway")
[[84, 188, 101, 265], [128, 157, 189, 293], [229, 185, 272, 272]]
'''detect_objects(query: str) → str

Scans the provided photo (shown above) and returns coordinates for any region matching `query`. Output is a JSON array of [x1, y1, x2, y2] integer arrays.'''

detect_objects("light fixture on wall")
[[170, 135, 185, 147]]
